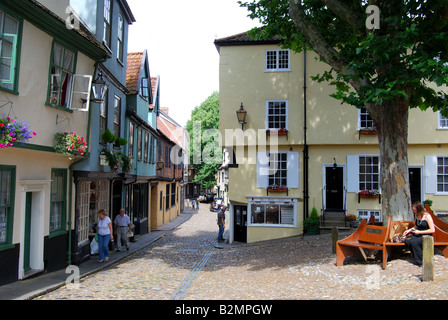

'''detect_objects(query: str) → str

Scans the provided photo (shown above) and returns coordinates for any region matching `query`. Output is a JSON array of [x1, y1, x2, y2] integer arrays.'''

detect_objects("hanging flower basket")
[[266, 128, 288, 136], [101, 148, 133, 174], [54, 132, 88, 160], [0, 116, 36, 148]]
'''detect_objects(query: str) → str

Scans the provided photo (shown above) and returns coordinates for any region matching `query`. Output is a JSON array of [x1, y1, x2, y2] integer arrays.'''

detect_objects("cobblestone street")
[[36, 203, 448, 301]]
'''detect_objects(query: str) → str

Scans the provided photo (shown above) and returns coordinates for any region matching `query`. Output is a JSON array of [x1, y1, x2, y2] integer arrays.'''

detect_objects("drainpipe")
[[303, 50, 309, 225]]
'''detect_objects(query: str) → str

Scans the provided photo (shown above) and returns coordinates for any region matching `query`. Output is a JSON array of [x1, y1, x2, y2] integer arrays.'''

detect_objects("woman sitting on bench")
[[403, 202, 435, 266]]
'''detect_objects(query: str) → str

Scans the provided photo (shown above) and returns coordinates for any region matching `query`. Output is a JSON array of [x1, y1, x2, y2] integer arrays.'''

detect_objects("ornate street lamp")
[[236, 102, 247, 130], [91, 70, 108, 103]]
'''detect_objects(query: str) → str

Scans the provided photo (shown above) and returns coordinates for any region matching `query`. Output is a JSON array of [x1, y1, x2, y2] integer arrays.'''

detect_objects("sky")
[[126, 0, 261, 127]]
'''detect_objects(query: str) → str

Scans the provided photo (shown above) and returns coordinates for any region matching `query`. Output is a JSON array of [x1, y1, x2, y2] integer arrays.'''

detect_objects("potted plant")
[[101, 147, 121, 173], [101, 128, 116, 144], [54, 132, 88, 160], [304, 207, 320, 235], [0, 116, 36, 148]]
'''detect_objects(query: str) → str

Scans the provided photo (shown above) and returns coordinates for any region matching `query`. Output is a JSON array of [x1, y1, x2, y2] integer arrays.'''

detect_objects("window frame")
[[438, 111, 448, 129], [266, 100, 288, 130], [437, 156, 448, 193], [46, 41, 78, 109], [117, 13, 124, 62], [99, 88, 108, 142], [358, 155, 380, 191], [0, 7, 22, 94], [359, 107, 375, 129], [265, 49, 290, 72], [50, 169, 67, 236], [248, 197, 297, 228], [113, 95, 121, 140], [357, 210, 382, 222], [0, 165, 15, 249], [103, 0, 112, 49]]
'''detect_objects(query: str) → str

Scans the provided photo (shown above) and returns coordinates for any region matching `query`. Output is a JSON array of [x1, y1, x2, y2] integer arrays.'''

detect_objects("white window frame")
[[257, 151, 299, 189], [425, 155, 448, 195], [248, 196, 298, 228], [358, 107, 375, 129], [265, 49, 290, 72], [69, 74, 92, 111], [347, 154, 381, 193], [266, 100, 288, 130], [438, 111, 448, 129], [77, 181, 90, 245], [357, 210, 382, 222]]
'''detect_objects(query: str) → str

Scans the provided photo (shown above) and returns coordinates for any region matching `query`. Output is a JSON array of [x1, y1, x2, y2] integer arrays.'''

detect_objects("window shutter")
[[347, 155, 359, 192], [257, 152, 269, 188], [69, 74, 92, 111], [425, 155, 437, 194], [287, 152, 299, 188]]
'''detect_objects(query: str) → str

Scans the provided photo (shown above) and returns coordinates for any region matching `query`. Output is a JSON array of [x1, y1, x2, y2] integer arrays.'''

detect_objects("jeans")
[[98, 233, 110, 261], [218, 225, 224, 241]]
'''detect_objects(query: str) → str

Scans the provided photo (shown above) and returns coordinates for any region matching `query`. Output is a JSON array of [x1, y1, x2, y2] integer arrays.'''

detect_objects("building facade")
[[0, 0, 109, 285], [215, 32, 448, 244]]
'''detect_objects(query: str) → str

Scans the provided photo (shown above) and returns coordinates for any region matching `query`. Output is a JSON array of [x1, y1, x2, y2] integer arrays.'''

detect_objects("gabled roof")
[[214, 31, 282, 52], [157, 111, 185, 150]]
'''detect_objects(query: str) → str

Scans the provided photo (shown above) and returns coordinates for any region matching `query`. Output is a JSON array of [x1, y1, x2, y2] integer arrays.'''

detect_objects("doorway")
[[409, 167, 422, 204], [325, 166, 344, 211], [233, 205, 247, 243]]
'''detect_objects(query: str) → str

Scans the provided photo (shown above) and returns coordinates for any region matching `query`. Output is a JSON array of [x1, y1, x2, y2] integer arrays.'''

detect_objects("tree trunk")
[[369, 99, 413, 223]]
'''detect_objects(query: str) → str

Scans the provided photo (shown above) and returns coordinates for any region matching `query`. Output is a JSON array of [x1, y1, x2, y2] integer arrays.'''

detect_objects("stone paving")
[[36, 203, 448, 300]]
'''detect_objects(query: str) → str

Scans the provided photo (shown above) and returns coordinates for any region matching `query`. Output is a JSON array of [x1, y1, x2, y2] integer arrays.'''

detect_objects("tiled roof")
[[126, 52, 143, 94], [214, 31, 282, 52], [157, 113, 185, 149]]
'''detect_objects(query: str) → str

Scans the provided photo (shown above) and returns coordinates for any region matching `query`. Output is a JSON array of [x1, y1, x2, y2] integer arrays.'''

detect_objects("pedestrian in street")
[[186, 198, 190, 208], [192, 199, 196, 209], [217, 205, 226, 242], [196, 198, 199, 210], [97, 209, 113, 263], [114, 208, 131, 252]]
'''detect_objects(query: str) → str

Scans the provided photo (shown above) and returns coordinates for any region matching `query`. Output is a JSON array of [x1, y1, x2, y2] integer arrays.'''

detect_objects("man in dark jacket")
[[217, 205, 226, 242]]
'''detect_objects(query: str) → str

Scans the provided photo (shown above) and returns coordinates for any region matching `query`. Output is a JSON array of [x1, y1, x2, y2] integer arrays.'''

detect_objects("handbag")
[[392, 233, 407, 243]]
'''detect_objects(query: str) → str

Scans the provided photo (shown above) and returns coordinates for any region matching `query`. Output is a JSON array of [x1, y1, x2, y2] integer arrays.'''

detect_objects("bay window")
[[249, 197, 297, 227]]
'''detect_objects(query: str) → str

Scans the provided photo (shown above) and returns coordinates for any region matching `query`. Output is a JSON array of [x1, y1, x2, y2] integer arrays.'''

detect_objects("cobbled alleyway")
[[36, 203, 448, 300]]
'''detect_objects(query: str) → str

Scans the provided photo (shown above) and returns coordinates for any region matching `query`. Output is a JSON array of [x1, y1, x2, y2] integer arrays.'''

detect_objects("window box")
[[266, 128, 288, 136], [358, 190, 381, 203], [359, 128, 377, 135], [267, 185, 288, 193]]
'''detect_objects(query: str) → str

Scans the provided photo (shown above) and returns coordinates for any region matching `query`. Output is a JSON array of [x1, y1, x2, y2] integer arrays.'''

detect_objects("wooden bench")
[[425, 204, 448, 232], [336, 219, 388, 268], [383, 215, 448, 268]]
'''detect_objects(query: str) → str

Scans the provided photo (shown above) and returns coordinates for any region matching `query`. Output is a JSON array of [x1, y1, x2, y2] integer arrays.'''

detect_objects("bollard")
[[332, 226, 338, 254], [422, 235, 434, 282]]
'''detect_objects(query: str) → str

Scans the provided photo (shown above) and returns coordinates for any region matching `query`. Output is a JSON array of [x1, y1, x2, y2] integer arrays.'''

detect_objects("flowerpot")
[[359, 194, 379, 198], [268, 188, 288, 192]]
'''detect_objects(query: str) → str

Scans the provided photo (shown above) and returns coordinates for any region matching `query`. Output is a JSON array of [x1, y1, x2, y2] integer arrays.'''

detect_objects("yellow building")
[[215, 32, 448, 244]]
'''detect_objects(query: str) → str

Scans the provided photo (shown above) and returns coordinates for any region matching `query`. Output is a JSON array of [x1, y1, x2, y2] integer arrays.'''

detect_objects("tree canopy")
[[186, 92, 220, 190], [239, 0, 448, 221]]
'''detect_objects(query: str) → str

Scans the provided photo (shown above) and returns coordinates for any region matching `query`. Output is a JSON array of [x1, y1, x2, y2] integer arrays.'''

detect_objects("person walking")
[[114, 208, 132, 252], [97, 209, 113, 262], [217, 205, 226, 243]]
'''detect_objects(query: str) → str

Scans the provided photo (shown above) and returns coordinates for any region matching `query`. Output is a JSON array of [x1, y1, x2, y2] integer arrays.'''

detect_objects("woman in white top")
[[97, 209, 113, 262]]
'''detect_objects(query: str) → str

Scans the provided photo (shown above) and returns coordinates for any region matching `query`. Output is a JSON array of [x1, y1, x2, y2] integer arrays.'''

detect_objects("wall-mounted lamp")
[[236, 102, 247, 130], [91, 70, 108, 103], [156, 158, 165, 170]]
